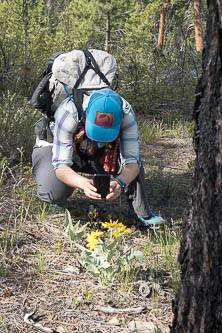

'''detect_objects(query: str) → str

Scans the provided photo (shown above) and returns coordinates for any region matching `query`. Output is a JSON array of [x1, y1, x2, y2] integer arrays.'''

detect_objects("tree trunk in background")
[[105, 0, 111, 52], [157, 0, 166, 51], [194, 0, 203, 51], [171, 2, 222, 332], [105, 9, 111, 52]]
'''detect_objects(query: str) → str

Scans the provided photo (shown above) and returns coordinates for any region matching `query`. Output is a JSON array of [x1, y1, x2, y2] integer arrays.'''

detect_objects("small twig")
[[22, 284, 29, 307], [93, 304, 147, 314], [5, 165, 17, 183], [163, 166, 189, 171], [49, 214, 66, 219]]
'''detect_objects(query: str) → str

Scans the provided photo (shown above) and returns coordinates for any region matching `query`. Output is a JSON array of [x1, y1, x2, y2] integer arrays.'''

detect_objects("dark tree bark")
[[171, 2, 222, 332]]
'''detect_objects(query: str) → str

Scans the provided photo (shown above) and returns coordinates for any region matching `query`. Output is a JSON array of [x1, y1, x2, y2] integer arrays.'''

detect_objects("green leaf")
[[84, 263, 100, 276], [76, 244, 91, 255], [107, 236, 122, 251], [128, 249, 144, 261], [65, 210, 88, 243], [116, 255, 128, 267], [68, 228, 78, 242], [64, 209, 71, 229], [91, 244, 107, 259], [101, 262, 111, 269], [72, 220, 81, 233]]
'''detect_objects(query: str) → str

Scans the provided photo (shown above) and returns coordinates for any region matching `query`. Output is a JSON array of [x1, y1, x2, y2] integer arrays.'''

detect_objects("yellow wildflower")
[[119, 226, 131, 234], [113, 229, 121, 239], [86, 237, 100, 251], [92, 230, 104, 237], [113, 225, 131, 238], [112, 220, 122, 228], [101, 219, 122, 229], [101, 222, 111, 229], [86, 230, 103, 251]]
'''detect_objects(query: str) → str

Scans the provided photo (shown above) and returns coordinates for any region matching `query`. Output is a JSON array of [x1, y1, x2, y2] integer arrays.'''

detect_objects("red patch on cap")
[[95, 111, 114, 127]]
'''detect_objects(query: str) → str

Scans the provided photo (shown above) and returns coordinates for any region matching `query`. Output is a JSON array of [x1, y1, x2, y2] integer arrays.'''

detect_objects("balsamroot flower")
[[86, 219, 131, 251], [101, 219, 122, 229], [86, 230, 104, 251], [101, 219, 131, 238], [113, 225, 131, 238]]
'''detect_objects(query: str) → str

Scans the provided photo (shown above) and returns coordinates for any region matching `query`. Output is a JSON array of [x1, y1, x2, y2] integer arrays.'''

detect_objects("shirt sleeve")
[[52, 98, 78, 169], [120, 98, 140, 167]]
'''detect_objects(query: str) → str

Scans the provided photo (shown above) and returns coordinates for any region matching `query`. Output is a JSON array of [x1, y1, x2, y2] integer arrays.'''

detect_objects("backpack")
[[30, 51, 66, 118], [30, 49, 117, 121]]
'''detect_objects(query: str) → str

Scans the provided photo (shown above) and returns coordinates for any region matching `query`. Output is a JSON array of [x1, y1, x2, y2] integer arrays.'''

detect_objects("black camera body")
[[93, 174, 111, 199]]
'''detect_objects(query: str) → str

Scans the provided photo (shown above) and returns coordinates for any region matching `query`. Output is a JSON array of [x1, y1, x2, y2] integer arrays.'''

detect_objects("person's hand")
[[82, 178, 101, 200], [106, 179, 122, 201]]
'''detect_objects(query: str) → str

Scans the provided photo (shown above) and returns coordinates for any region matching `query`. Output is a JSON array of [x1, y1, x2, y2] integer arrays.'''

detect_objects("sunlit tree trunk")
[[105, 0, 111, 52], [171, 2, 222, 332], [157, 0, 166, 51], [105, 9, 111, 52], [194, 0, 203, 51]]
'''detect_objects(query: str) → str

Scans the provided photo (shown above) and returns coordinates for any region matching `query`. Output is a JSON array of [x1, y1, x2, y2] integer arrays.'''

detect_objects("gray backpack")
[[30, 49, 117, 120]]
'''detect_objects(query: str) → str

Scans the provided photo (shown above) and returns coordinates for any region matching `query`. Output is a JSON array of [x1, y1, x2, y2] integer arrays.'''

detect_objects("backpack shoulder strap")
[[84, 50, 110, 87], [72, 50, 111, 123], [73, 50, 111, 90]]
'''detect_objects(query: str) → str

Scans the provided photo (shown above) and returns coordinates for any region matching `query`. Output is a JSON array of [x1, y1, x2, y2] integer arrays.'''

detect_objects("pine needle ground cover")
[[0, 118, 194, 333]]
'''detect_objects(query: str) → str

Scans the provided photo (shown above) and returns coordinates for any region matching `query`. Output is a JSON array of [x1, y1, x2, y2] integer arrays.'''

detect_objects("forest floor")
[[0, 126, 195, 333]]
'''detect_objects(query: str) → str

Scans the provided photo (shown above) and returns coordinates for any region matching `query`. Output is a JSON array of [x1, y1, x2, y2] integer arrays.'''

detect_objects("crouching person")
[[32, 88, 166, 227]]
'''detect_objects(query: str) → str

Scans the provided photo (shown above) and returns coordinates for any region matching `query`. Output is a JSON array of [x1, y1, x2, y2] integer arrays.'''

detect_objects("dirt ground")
[[0, 135, 195, 333]]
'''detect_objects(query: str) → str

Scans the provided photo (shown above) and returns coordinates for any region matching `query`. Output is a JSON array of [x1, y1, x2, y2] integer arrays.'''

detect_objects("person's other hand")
[[106, 180, 122, 201], [82, 179, 101, 200]]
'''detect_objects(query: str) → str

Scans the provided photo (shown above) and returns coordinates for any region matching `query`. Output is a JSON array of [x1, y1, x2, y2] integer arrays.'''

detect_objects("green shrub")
[[0, 91, 40, 161]]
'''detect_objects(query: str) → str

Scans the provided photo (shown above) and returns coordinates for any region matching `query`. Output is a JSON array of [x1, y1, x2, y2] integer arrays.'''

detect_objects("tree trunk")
[[105, 9, 111, 52], [194, 0, 203, 52], [157, 0, 166, 51], [171, 2, 222, 332], [105, 0, 111, 53]]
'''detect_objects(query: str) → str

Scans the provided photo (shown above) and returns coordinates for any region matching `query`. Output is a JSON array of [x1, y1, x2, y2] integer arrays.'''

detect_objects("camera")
[[93, 174, 111, 199]]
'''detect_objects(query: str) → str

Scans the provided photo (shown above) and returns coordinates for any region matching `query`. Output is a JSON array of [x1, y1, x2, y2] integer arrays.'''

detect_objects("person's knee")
[[37, 187, 73, 204]]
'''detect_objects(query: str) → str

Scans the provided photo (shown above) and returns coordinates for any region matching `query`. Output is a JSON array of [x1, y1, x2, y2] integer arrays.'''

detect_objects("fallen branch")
[[93, 304, 147, 314], [24, 309, 57, 333]]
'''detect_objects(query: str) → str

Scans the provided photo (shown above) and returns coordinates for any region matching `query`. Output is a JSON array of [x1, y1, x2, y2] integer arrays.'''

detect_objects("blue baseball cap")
[[85, 89, 123, 142]]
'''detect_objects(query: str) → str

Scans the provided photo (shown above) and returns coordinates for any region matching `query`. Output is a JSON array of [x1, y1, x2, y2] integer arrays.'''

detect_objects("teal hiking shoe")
[[124, 207, 167, 228], [137, 209, 166, 227], [50, 200, 69, 211]]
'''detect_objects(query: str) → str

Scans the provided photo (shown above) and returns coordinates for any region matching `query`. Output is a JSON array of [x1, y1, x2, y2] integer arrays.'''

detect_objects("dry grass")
[[0, 130, 195, 333]]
